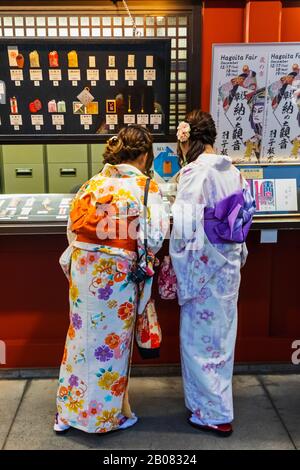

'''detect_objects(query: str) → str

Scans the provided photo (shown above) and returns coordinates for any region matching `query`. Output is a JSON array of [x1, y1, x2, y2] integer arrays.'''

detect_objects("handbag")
[[135, 299, 162, 359], [158, 255, 177, 300]]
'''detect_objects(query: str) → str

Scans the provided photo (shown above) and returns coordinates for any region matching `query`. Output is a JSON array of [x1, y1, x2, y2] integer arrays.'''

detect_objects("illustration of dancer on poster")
[[262, 51, 300, 162], [211, 47, 268, 163]]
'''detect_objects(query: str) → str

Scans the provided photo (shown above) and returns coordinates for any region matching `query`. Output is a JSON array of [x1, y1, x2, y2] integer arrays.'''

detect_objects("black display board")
[[0, 38, 171, 143]]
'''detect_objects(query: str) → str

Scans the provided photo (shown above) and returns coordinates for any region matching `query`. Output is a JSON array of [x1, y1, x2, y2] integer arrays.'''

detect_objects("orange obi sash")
[[70, 193, 138, 252]]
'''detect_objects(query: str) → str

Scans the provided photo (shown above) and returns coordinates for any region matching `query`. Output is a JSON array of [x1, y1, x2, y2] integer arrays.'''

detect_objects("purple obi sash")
[[204, 189, 256, 244]]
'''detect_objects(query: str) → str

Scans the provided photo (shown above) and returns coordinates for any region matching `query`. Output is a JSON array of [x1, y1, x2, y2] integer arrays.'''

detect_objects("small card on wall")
[[87, 69, 99, 81], [108, 56, 115, 67], [150, 114, 162, 125], [77, 87, 94, 106], [52, 114, 64, 126], [125, 69, 137, 81], [29, 69, 43, 81], [68, 69, 81, 81], [49, 69, 62, 81], [128, 54, 135, 68], [10, 114, 22, 126], [124, 114, 136, 124], [106, 69, 118, 81], [146, 55, 154, 68], [80, 114, 92, 125], [106, 114, 118, 125], [144, 69, 156, 81], [137, 114, 149, 125], [31, 115, 44, 126], [10, 69, 23, 81]]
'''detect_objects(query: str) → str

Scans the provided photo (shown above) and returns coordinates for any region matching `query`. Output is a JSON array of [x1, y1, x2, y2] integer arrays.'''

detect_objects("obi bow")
[[204, 189, 256, 244]]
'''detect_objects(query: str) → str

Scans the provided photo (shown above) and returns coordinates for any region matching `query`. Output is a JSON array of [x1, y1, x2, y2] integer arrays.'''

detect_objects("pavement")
[[0, 375, 299, 450]]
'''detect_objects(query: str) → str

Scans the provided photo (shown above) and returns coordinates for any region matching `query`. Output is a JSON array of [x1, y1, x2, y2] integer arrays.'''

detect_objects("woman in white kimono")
[[54, 125, 168, 434], [170, 110, 255, 437]]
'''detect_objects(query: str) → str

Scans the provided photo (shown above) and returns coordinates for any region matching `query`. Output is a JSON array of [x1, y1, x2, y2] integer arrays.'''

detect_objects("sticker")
[[125, 69, 137, 81], [128, 81, 134, 87], [128, 54, 135, 68], [147, 81, 153, 86], [124, 114, 136, 124], [108, 55, 115, 68], [150, 114, 162, 125], [110, 81, 115, 86], [77, 87, 94, 106], [144, 69, 156, 81], [49, 69, 62, 81], [106, 99, 116, 113], [68, 69, 81, 81], [29, 50, 40, 68], [137, 114, 149, 125], [106, 69, 118, 81], [89, 56, 96, 68], [91, 81, 96, 86], [87, 69, 99, 81], [48, 99, 57, 113], [68, 50, 78, 68], [8, 46, 18, 67], [80, 114, 92, 125], [10, 114, 22, 126], [106, 114, 118, 125], [72, 81, 78, 86], [52, 114, 64, 126], [49, 51, 59, 68], [146, 55, 154, 68], [10, 69, 23, 82], [30, 69, 43, 81]]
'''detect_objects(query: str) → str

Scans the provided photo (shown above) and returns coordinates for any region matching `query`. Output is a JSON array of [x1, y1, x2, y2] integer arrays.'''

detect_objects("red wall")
[[201, 0, 300, 112]]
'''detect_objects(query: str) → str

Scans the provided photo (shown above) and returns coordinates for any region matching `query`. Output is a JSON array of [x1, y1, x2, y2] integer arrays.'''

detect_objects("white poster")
[[261, 47, 300, 162], [211, 44, 268, 163]]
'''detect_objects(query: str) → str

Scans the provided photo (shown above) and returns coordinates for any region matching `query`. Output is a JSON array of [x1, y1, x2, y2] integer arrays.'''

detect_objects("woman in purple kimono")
[[170, 110, 255, 437]]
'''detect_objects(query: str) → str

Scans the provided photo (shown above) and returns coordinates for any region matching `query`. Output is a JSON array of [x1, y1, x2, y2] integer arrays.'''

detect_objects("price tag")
[[80, 114, 92, 126], [124, 114, 136, 124], [14, 125, 20, 130], [110, 81, 115, 86], [128, 81, 134, 86], [49, 69, 62, 81], [137, 114, 149, 125], [53, 81, 59, 87], [147, 81, 153, 86], [109, 124, 115, 130], [10, 114, 22, 126], [106, 114, 118, 125], [34, 81, 40, 86], [72, 81, 78, 86]]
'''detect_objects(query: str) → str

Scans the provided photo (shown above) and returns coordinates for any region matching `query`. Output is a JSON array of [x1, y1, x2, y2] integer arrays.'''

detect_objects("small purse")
[[135, 299, 162, 359], [158, 255, 177, 300]]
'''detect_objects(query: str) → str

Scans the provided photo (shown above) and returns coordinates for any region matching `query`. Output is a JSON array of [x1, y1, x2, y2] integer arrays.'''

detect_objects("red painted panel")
[[245, 1, 282, 42], [281, 1, 300, 41], [201, 1, 245, 111]]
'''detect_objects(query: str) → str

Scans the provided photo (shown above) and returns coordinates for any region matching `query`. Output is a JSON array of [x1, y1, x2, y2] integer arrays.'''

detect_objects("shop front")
[[1, 0, 300, 369]]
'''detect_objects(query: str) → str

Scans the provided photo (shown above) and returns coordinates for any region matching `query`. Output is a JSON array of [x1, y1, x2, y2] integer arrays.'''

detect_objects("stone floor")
[[0, 375, 299, 450]]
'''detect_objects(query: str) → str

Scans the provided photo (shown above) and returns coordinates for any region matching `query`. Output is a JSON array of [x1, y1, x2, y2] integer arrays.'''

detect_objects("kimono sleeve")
[[139, 180, 169, 255], [171, 165, 208, 245]]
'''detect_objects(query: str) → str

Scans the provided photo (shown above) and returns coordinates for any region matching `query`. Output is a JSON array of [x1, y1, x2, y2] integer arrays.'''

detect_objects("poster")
[[211, 43, 300, 164], [211, 44, 268, 163], [152, 143, 181, 183], [261, 47, 300, 162], [248, 177, 297, 212]]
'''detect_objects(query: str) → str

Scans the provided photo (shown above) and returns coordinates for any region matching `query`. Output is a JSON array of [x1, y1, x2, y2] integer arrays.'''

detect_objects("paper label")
[[124, 114, 136, 124], [106, 69, 118, 81], [125, 69, 137, 81], [68, 69, 81, 81], [30, 69, 43, 81], [49, 69, 62, 81], [10, 114, 22, 126], [52, 114, 64, 125], [80, 114, 92, 125], [10, 69, 23, 81], [137, 114, 149, 125], [106, 114, 118, 125], [31, 115, 44, 126], [144, 69, 156, 81], [87, 69, 99, 81], [150, 114, 162, 125]]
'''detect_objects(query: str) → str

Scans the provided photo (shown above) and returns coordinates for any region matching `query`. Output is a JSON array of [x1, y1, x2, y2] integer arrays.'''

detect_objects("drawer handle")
[[15, 168, 33, 177], [60, 168, 77, 177]]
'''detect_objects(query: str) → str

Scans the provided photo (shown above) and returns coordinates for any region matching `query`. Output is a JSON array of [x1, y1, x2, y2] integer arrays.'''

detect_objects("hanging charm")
[[48, 99, 57, 113], [68, 50, 78, 68], [49, 51, 59, 68], [77, 87, 94, 106], [57, 100, 66, 113], [10, 96, 18, 114], [29, 99, 42, 113], [29, 50, 40, 68], [16, 53, 24, 69]]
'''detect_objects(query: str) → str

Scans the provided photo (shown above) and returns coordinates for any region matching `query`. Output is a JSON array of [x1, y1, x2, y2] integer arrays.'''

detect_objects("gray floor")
[[0, 375, 299, 450]]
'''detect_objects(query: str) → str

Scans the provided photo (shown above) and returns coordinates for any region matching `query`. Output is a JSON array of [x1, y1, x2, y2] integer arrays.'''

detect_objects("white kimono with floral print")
[[170, 153, 248, 425]]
